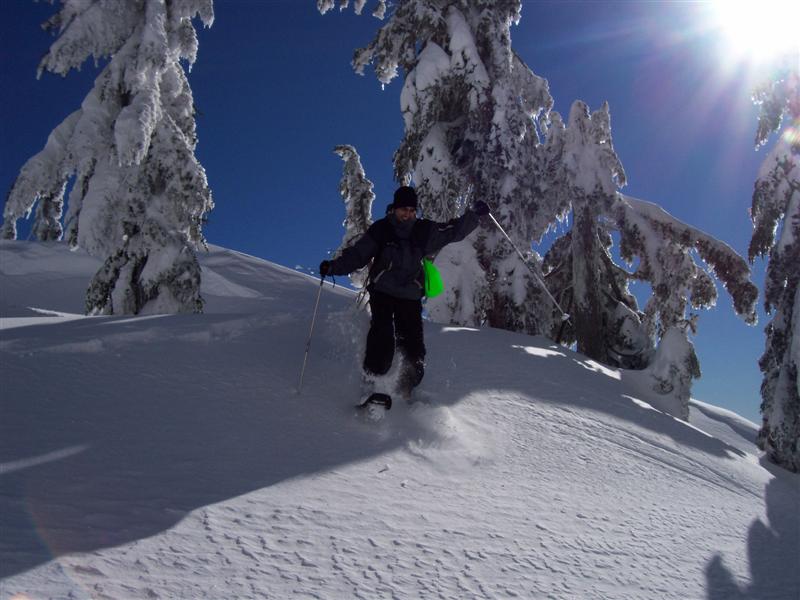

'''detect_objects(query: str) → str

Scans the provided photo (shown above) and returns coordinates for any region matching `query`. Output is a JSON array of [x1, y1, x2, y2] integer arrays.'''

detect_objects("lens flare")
[[708, 0, 800, 65]]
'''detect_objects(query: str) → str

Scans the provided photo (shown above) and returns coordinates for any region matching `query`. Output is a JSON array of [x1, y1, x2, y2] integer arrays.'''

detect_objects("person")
[[320, 185, 490, 399]]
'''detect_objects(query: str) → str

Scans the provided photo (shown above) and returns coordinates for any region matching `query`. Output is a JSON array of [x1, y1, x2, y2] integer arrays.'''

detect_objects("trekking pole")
[[487, 212, 571, 322], [297, 277, 325, 394]]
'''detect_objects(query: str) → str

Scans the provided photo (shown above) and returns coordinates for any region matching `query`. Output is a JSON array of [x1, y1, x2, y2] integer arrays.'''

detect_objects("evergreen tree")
[[538, 101, 631, 364], [1, 0, 215, 315], [332, 144, 375, 289], [749, 53, 799, 472], [320, 0, 554, 334], [541, 101, 757, 419]]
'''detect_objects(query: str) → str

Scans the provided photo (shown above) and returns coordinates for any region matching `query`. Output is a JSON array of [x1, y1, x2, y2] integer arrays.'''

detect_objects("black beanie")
[[393, 186, 418, 210]]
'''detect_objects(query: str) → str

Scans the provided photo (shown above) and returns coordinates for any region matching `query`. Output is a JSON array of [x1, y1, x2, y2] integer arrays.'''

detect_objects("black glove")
[[319, 260, 332, 276], [473, 200, 490, 216]]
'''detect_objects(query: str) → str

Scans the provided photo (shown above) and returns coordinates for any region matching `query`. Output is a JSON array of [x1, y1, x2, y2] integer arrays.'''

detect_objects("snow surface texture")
[[1, 241, 798, 600]]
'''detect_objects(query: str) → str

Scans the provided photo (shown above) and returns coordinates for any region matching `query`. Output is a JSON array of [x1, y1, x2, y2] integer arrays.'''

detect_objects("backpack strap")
[[370, 218, 397, 267], [355, 219, 396, 307]]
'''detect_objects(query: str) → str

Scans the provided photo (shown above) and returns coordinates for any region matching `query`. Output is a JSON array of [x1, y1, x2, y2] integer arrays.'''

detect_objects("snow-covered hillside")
[[1, 241, 797, 600]]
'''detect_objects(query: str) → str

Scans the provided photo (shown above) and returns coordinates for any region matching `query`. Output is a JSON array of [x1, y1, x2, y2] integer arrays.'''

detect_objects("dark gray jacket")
[[329, 210, 481, 300]]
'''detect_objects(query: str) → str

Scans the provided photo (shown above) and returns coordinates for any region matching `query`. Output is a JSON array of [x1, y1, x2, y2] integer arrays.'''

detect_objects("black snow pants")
[[364, 290, 426, 392]]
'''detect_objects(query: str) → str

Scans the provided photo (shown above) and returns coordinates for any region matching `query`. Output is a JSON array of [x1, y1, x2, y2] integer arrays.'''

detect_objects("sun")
[[706, 1, 800, 65]]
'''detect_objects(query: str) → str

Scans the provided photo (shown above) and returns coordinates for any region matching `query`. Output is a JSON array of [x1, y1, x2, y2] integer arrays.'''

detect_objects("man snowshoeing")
[[319, 186, 489, 406]]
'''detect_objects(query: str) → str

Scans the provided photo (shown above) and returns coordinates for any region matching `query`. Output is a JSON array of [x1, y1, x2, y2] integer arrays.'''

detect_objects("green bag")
[[422, 257, 444, 298]]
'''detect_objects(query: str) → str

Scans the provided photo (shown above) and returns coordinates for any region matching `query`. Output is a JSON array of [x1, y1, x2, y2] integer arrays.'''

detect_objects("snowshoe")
[[356, 392, 393, 410], [356, 392, 392, 421]]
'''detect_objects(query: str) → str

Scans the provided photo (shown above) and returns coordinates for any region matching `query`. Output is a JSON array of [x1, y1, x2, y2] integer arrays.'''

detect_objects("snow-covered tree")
[[749, 53, 799, 472], [2, 0, 215, 315], [320, 0, 554, 335], [539, 101, 757, 418], [614, 193, 758, 418], [332, 144, 375, 289], [538, 101, 632, 364]]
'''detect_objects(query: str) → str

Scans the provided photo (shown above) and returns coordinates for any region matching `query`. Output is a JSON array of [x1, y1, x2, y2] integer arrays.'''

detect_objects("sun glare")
[[708, 0, 800, 65]]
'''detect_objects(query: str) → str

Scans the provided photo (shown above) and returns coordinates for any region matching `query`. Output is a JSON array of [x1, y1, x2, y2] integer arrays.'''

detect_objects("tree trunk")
[[572, 203, 606, 362]]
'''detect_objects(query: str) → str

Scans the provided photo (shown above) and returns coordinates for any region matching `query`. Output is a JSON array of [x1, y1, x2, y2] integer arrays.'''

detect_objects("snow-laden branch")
[[39, 0, 213, 78], [616, 193, 758, 326], [1, 111, 81, 240], [752, 52, 798, 148], [318, 0, 384, 17]]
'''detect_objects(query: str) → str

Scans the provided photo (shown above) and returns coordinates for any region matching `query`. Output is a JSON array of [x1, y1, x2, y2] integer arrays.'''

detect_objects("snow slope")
[[1, 241, 797, 600]]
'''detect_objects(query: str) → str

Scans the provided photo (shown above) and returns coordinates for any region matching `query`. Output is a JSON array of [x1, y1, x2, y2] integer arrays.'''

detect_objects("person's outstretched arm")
[[320, 226, 380, 276], [424, 201, 489, 255]]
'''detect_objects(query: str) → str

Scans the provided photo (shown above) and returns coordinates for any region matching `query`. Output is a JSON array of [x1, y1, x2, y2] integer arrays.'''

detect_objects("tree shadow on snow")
[[704, 463, 800, 600]]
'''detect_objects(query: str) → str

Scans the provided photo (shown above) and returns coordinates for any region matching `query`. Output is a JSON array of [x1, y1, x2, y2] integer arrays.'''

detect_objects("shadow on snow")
[[0, 285, 770, 579], [705, 461, 800, 600]]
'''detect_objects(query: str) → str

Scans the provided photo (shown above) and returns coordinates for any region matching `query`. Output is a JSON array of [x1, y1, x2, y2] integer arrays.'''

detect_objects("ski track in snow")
[[1, 241, 798, 600]]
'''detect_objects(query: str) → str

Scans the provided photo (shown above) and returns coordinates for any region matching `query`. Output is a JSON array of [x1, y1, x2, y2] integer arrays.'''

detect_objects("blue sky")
[[0, 1, 773, 422]]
